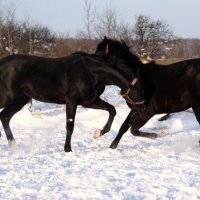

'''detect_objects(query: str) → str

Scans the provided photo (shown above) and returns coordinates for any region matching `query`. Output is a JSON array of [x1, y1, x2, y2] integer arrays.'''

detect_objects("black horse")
[[0, 53, 145, 152], [96, 37, 200, 149]]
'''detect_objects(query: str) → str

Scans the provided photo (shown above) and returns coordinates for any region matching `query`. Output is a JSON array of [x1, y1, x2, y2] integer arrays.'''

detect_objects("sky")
[[4, 0, 200, 38]]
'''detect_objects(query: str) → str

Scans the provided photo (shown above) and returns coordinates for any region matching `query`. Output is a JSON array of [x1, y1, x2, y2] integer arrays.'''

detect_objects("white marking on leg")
[[8, 139, 16, 147], [68, 118, 73, 122], [93, 129, 101, 139]]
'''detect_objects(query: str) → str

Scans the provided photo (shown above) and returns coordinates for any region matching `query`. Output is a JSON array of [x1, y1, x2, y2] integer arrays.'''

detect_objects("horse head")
[[95, 36, 129, 57], [96, 36, 132, 56], [95, 36, 143, 73], [120, 76, 145, 111], [96, 37, 146, 111]]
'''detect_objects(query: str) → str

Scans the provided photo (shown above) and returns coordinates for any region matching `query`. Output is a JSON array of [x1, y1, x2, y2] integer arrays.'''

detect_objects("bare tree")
[[83, 0, 95, 40], [0, 2, 4, 56], [21, 12, 34, 54], [134, 15, 174, 59], [76, 0, 96, 52], [4, 0, 17, 55], [116, 22, 132, 41], [94, 2, 118, 38], [168, 38, 200, 59]]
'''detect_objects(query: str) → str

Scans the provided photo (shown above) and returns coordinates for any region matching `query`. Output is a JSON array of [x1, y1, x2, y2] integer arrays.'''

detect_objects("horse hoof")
[[8, 140, 16, 147], [93, 129, 101, 139], [64, 145, 72, 152], [110, 142, 118, 149], [64, 148, 72, 153]]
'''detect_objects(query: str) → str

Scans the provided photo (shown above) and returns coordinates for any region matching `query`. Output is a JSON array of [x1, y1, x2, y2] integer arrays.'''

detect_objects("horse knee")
[[0, 112, 6, 124], [109, 106, 116, 116], [0, 114, 9, 124], [130, 127, 138, 135]]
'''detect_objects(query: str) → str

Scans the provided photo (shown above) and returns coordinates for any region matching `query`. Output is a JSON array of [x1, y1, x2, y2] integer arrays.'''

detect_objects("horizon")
[[3, 0, 200, 39]]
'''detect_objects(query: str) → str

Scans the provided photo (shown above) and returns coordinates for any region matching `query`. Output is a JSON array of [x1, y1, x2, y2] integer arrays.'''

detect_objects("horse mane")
[[74, 50, 135, 79], [100, 38, 143, 70], [104, 39, 163, 74]]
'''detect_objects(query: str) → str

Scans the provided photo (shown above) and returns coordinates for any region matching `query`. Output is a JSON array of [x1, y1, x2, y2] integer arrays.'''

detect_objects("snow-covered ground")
[[0, 105, 200, 200]]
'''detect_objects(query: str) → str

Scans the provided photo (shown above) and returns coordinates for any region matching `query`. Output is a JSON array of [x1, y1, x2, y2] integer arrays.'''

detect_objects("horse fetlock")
[[130, 128, 138, 135], [8, 139, 16, 147], [101, 126, 111, 134], [93, 129, 101, 139]]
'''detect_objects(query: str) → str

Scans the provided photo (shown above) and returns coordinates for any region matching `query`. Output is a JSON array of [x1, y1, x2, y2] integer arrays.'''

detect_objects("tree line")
[[0, 0, 200, 60]]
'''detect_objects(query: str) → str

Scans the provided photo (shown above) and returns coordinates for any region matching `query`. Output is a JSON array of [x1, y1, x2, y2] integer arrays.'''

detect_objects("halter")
[[122, 78, 145, 105], [130, 78, 138, 86]]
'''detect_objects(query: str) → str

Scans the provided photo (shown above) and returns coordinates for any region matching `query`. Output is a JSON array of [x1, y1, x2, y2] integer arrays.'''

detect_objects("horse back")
[[0, 54, 85, 103]]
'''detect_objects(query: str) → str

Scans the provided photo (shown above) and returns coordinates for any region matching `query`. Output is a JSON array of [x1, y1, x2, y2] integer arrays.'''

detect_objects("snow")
[[0, 105, 200, 199]]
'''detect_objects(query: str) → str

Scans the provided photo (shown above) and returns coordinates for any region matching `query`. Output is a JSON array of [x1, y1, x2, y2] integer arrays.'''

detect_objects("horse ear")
[[103, 36, 108, 42]]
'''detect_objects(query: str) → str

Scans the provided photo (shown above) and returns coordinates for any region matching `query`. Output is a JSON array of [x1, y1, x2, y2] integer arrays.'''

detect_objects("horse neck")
[[120, 50, 143, 69], [96, 64, 132, 91]]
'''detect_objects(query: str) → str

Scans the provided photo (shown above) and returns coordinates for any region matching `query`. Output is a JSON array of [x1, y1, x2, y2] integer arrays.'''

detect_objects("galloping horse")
[[95, 37, 200, 149], [0, 53, 145, 152]]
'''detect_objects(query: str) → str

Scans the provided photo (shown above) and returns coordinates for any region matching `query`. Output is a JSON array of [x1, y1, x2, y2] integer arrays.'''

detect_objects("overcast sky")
[[7, 0, 200, 38]]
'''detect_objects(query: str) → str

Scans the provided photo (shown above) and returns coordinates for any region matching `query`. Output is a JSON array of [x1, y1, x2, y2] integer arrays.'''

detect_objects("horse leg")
[[158, 113, 171, 121], [64, 100, 77, 152], [110, 111, 153, 149], [130, 112, 157, 139], [83, 98, 116, 139], [0, 96, 30, 146], [191, 101, 200, 145], [110, 110, 133, 149]]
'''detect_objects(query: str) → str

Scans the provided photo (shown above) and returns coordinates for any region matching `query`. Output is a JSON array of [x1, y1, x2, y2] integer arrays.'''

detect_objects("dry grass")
[[141, 58, 194, 65], [155, 58, 188, 65]]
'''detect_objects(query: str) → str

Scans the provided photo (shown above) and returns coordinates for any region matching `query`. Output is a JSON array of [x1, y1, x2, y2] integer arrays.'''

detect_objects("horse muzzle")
[[122, 88, 146, 111]]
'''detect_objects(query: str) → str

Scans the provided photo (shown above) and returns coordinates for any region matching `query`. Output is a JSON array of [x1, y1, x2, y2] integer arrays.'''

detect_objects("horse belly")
[[155, 103, 190, 114], [153, 93, 191, 114]]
